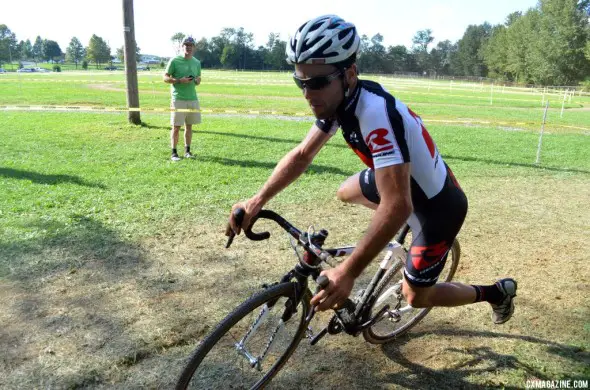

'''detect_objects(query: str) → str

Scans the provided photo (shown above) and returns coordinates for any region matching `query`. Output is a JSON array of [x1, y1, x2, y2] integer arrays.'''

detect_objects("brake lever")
[[225, 208, 245, 248]]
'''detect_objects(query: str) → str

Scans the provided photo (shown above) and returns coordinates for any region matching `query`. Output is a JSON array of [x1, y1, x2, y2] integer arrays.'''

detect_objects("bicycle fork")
[[234, 302, 291, 371]]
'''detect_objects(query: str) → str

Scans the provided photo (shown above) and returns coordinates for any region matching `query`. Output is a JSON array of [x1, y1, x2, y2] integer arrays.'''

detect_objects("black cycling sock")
[[185, 145, 190, 153], [471, 284, 503, 304], [172, 148, 177, 155]]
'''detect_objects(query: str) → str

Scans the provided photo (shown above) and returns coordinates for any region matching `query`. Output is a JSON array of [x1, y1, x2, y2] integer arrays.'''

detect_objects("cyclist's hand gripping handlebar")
[[225, 208, 274, 248], [225, 208, 245, 248]]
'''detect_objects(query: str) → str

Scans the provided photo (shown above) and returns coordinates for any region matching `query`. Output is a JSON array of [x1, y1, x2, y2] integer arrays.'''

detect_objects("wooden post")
[[122, 0, 141, 124]]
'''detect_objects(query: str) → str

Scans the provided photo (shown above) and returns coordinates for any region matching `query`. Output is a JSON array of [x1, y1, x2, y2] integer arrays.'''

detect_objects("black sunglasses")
[[293, 70, 342, 90]]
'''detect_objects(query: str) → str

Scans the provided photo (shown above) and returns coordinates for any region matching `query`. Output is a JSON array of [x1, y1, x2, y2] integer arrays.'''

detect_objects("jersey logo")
[[365, 128, 394, 154]]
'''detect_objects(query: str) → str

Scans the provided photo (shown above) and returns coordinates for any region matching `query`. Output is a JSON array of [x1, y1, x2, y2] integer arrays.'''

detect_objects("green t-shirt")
[[165, 56, 202, 101]]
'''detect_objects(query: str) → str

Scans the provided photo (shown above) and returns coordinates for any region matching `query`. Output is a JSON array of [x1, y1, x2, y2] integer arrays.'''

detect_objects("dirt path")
[[1, 175, 588, 388]]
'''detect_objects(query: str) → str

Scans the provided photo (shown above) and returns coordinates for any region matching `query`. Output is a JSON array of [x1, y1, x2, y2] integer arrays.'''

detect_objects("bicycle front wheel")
[[176, 282, 311, 390], [363, 239, 461, 344]]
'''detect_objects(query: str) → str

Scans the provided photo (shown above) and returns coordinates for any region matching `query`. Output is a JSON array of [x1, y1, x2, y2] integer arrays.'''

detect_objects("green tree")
[[20, 39, 33, 61], [0, 25, 18, 67], [412, 29, 434, 74], [193, 37, 215, 67], [171, 32, 185, 54], [220, 44, 237, 69], [116, 42, 140, 62], [66, 37, 85, 69], [32, 36, 43, 64], [263, 33, 288, 70], [455, 23, 492, 76], [482, 25, 511, 80], [86, 34, 111, 68], [386, 45, 411, 73], [42, 40, 62, 63], [429, 40, 456, 76], [357, 34, 389, 73], [528, 0, 590, 85], [215, 27, 254, 69]]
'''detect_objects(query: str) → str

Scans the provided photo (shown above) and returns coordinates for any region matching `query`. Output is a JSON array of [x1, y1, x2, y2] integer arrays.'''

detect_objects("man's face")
[[183, 43, 194, 56], [294, 64, 344, 119]]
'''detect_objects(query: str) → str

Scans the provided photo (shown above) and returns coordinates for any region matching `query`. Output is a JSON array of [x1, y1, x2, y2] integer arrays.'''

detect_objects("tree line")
[[0, 27, 141, 70], [1, 0, 588, 84]]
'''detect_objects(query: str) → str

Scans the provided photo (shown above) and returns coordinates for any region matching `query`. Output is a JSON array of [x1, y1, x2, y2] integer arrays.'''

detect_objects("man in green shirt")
[[164, 36, 202, 161]]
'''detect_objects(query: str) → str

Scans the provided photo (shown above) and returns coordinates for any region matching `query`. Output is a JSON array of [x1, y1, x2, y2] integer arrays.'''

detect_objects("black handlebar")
[[226, 208, 303, 248]]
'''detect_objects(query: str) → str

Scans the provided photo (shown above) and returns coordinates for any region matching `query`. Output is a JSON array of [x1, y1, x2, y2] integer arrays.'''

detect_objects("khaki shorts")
[[171, 100, 201, 126]]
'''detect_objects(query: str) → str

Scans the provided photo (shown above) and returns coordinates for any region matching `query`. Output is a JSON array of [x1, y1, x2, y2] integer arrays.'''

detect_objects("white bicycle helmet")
[[286, 15, 360, 66]]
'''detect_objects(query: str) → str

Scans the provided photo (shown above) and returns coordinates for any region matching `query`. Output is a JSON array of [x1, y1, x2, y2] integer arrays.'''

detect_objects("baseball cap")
[[182, 36, 196, 46]]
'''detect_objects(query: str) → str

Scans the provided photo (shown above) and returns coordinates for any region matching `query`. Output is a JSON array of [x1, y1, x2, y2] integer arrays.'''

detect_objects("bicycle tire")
[[363, 239, 460, 344], [176, 282, 311, 390]]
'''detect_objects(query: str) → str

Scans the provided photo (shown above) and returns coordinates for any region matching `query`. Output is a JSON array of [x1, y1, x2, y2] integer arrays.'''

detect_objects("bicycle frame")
[[226, 209, 412, 354]]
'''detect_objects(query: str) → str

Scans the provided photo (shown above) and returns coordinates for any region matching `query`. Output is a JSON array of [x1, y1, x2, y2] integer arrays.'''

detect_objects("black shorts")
[[358, 165, 468, 287]]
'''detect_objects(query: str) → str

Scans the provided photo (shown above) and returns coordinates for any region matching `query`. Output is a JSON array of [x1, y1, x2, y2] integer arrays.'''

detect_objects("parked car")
[[104, 65, 118, 70], [17, 68, 34, 73], [0, 68, 6, 74], [33, 67, 50, 73]]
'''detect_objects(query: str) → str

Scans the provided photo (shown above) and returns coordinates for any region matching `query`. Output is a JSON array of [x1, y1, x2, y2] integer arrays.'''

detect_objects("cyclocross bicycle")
[[176, 209, 460, 389]]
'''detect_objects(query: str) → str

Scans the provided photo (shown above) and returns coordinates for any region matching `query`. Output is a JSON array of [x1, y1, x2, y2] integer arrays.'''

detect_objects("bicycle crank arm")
[[309, 325, 329, 346], [356, 305, 391, 331]]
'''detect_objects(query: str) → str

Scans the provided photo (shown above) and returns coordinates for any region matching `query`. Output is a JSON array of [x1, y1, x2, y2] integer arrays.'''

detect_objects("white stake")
[[490, 83, 494, 105], [536, 101, 550, 164], [560, 89, 567, 118]]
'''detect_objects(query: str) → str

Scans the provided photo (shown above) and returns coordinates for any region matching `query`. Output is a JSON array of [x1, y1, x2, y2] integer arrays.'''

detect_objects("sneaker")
[[171, 153, 181, 161], [184, 152, 194, 158], [491, 278, 517, 324]]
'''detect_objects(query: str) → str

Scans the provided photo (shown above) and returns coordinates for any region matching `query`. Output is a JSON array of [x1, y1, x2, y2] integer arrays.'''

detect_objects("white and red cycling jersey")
[[316, 79, 461, 212]]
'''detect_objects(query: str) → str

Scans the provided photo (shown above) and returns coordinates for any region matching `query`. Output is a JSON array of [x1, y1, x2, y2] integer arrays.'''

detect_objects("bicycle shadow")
[[379, 327, 587, 389], [0, 167, 106, 188]]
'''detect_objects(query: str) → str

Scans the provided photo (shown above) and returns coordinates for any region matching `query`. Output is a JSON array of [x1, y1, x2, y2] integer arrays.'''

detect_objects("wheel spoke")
[[177, 283, 309, 389]]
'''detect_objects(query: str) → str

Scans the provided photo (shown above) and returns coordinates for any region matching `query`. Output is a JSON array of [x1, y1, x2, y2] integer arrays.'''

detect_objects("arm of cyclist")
[[227, 124, 332, 235], [311, 163, 413, 311]]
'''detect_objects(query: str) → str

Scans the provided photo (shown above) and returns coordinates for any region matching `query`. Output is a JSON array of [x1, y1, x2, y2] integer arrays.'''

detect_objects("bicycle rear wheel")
[[363, 239, 460, 344], [176, 282, 311, 389]]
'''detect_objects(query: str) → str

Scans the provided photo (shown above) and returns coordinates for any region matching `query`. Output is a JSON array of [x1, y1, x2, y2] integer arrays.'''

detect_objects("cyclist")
[[228, 15, 517, 324]]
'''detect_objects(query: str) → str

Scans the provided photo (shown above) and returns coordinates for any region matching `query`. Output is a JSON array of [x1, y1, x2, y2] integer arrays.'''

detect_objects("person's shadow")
[[0, 167, 106, 188]]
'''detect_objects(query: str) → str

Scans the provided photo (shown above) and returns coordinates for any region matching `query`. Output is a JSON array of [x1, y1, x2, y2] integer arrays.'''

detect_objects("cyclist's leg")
[[399, 173, 478, 307], [336, 168, 378, 210], [402, 212, 476, 307]]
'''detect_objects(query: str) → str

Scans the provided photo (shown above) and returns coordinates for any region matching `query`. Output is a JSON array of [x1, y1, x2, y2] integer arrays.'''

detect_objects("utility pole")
[[122, 0, 141, 124]]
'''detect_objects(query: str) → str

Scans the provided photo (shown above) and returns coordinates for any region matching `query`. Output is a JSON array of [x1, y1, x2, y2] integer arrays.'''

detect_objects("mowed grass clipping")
[[0, 71, 589, 388]]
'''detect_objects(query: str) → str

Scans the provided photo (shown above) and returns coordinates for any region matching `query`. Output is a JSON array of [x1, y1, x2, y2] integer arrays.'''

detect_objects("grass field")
[[0, 70, 589, 389]]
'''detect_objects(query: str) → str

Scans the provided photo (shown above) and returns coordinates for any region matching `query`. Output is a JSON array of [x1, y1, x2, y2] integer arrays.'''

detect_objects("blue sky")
[[4, 0, 539, 57]]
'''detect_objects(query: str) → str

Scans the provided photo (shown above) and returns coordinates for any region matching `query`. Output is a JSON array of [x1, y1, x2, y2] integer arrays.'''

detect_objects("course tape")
[[1, 105, 588, 131], [0, 105, 311, 116]]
